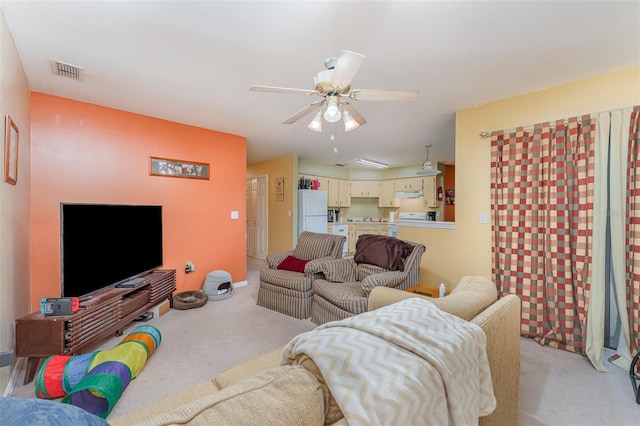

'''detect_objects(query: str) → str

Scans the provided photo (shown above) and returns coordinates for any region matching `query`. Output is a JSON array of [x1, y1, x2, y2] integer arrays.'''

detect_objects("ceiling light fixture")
[[307, 111, 323, 132], [323, 95, 342, 123], [416, 144, 441, 176], [342, 110, 360, 132], [355, 158, 388, 169]]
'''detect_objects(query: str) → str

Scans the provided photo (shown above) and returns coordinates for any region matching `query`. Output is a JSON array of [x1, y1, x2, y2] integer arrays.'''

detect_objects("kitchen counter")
[[393, 220, 455, 230], [343, 220, 388, 224]]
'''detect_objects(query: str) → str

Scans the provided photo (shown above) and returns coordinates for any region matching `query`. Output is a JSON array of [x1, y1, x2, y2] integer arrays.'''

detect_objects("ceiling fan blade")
[[341, 102, 366, 125], [330, 50, 365, 90], [282, 101, 325, 124], [250, 85, 317, 96], [349, 89, 419, 102]]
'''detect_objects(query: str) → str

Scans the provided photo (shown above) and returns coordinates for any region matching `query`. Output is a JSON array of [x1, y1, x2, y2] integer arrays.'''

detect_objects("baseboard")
[[3, 356, 26, 397], [233, 280, 248, 288]]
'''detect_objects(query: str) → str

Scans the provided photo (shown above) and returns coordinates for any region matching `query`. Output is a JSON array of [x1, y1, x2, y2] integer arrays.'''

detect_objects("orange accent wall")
[[29, 93, 247, 310], [444, 164, 455, 222]]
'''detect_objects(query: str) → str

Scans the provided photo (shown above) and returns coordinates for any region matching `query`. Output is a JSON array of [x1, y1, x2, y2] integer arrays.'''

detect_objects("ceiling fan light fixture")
[[355, 158, 388, 169], [308, 111, 323, 132], [342, 110, 360, 132], [324, 97, 342, 123]]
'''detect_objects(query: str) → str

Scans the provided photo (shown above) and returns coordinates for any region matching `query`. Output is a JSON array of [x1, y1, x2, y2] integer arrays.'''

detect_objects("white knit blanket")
[[281, 298, 496, 426]]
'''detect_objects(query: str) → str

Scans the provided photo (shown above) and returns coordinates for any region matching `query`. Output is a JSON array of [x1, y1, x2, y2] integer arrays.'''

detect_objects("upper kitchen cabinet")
[[423, 176, 438, 208], [328, 178, 350, 207], [315, 176, 330, 192], [350, 180, 380, 198], [395, 177, 423, 191], [378, 180, 400, 207]]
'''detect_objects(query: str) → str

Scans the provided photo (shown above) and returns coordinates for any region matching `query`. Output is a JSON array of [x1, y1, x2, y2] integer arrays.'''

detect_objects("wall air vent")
[[49, 60, 84, 81]]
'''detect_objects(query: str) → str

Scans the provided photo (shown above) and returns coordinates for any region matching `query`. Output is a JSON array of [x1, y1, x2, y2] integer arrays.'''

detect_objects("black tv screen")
[[61, 203, 163, 298]]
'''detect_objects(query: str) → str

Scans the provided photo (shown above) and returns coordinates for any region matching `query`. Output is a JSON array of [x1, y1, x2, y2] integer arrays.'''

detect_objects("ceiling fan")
[[249, 50, 419, 133]]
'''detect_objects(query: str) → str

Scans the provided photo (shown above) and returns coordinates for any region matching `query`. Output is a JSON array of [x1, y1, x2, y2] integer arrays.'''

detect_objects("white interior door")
[[246, 176, 268, 260], [256, 175, 268, 260], [249, 178, 258, 258]]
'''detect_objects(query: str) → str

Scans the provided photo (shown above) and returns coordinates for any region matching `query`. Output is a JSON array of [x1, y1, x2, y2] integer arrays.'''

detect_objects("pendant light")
[[416, 144, 441, 176]]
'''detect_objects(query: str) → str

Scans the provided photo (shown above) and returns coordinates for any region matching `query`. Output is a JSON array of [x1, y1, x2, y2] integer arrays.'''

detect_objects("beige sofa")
[[110, 276, 521, 426]]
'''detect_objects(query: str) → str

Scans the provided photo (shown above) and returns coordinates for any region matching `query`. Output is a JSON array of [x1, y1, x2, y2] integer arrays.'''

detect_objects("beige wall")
[[247, 154, 298, 252], [411, 66, 640, 290], [0, 8, 31, 391]]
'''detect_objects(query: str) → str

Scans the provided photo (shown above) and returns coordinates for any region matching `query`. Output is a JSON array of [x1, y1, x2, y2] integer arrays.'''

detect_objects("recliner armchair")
[[311, 235, 425, 325], [257, 231, 346, 319]]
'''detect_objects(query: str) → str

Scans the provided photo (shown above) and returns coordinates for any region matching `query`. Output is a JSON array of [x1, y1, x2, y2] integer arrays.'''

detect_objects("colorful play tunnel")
[[35, 325, 161, 418]]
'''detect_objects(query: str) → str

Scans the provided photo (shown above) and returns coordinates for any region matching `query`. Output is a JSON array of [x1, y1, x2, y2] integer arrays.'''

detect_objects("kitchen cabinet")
[[315, 176, 330, 193], [423, 176, 438, 208], [348, 224, 356, 252], [350, 180, 380, 197], [328, 178, 350, 207], [395, 177, 423, 191], [378, 180, 400, 207], [348, 223, 388, 252]]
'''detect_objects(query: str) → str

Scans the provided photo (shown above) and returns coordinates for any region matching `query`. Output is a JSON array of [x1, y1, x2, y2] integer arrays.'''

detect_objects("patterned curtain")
[[626, 106, 640, 355], [491, 116, 595, 354]]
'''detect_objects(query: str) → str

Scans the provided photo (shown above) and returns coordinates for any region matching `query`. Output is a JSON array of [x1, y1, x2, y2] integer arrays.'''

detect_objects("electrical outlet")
[[185, 261, 194, 273]]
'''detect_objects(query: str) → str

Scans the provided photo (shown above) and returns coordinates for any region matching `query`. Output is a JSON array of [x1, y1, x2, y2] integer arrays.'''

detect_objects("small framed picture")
[[445, 189, 455, 205], [149, 156, 210, 180], [275, 177, 284, 202], [4, 115, 19, 185]]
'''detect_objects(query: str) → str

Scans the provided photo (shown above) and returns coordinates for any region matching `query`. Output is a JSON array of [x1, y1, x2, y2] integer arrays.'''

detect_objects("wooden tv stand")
[[15, 269, 176, 384]]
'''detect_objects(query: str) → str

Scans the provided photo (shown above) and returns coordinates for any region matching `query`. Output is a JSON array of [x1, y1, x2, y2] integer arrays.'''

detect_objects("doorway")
[[246, 175, 268, 259]]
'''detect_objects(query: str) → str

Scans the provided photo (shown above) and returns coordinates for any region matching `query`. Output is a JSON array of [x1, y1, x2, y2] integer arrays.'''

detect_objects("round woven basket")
[[172, 290, 208, 310]]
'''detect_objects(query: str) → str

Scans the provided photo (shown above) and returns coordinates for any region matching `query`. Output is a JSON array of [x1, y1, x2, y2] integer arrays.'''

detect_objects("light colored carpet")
[[519, 337, 637, 425], [9, 258, 639, 424], [10, 257, 316, 419]]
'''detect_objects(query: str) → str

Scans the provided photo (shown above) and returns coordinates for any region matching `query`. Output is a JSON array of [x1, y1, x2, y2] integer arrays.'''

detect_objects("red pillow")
[[277, 256, 309, 273]]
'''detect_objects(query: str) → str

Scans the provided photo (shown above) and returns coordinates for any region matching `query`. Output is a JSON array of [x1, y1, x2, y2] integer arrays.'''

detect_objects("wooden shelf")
[[15, 269, 176, 384]]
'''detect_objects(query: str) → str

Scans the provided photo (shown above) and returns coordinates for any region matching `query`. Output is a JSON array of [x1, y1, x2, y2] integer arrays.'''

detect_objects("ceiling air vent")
[[334, 163, 345, 167], [50, 60, 84, 81]]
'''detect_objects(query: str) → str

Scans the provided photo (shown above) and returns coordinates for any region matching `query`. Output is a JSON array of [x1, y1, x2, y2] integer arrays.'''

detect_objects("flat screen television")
[[61, 203, 163, 298]]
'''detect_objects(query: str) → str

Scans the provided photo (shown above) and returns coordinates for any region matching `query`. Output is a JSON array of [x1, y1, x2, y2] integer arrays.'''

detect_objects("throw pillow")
[[285, 353, 344, 425], [278, 256, 309, 273]]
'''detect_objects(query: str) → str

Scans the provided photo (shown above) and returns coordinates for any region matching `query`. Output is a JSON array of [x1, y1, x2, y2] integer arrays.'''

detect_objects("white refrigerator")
[[298, 190, 328, 236]]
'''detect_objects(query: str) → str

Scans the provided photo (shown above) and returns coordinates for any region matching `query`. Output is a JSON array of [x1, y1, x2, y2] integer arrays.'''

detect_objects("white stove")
[[398, 212, 427, 221]]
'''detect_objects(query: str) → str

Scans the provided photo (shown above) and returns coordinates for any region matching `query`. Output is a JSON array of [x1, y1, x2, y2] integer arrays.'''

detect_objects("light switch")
[[231, 211, 239, 219], [479, 213, 488, 224]]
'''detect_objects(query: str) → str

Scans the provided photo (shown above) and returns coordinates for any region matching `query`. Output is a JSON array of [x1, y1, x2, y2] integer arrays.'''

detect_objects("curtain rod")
[[479, 105, 638, 138]]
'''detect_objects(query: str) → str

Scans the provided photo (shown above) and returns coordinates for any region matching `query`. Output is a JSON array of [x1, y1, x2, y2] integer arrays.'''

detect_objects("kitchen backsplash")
[[340, 197, 442, 222]]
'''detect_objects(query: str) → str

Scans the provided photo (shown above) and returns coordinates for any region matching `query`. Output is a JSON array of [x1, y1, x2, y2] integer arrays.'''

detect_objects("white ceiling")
[[1, 1, 639, 169]]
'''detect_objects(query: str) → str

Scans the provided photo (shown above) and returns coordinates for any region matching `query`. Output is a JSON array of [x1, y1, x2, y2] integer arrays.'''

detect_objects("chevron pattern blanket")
[[282, 297, 496, 425]]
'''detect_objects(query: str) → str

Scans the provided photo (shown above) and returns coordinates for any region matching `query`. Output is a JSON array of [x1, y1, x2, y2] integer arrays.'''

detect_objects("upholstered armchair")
[[311, 235, 425, 325], [257, 231, 346, 319]]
